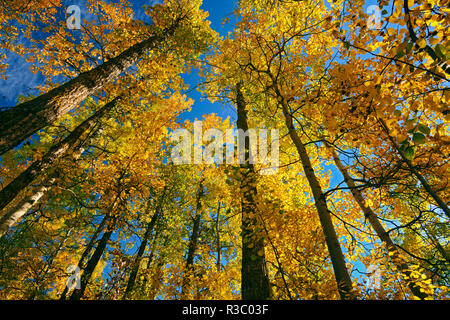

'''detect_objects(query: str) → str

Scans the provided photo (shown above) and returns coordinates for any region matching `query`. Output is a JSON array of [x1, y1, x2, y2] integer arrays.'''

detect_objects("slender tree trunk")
[[123, 189, 166, 299], [0, 19, 182, 155], [148, 235, 170, 300], [69, 217, 117, 300], [27, 228, 73, 299], [420, 223, 450, 264], [59, 214, 110, 300], [0, 97, 120, 222], [0, 178, 55, 238], [377, 117, 449, 218], [278, 96, 354, 300], [326, 143, 428, 299], [403, 0, 450, 76], [181, 179, 204, 299], [141, 228, 161, 294], [216, 202, 221, 271], [236, 82, 271, 300]]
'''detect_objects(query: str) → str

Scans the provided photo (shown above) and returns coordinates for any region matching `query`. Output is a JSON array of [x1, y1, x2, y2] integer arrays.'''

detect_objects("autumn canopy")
[[0, 0, 448, 300]]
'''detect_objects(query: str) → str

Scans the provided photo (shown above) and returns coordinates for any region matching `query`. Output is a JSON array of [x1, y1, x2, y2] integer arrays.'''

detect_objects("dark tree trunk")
[[327, 143, 428, 299], [123, 188, 166, 298], [216, 202, 221, 271], [377, 118, 450, 219], [181, 179, 204, 299], [278, 90, 354, 300], [236, 82, 271, 300], [60, 214, 110, 300], [69, 217, 117, 300]]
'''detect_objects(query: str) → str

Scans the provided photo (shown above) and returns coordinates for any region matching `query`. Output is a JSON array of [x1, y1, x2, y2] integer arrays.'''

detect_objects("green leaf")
[[417, 124, 431, 135], [404, 146, 415, 160], [396, 50, 405, 58], [413, 132, 426, 145], [406, 42, 414, 54], [394, 110, 402, 118], [435, 44, 446, 60]]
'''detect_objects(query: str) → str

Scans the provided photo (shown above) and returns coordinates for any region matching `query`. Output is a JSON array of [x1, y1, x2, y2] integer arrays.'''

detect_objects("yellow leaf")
[[417, 38, 427, 49]]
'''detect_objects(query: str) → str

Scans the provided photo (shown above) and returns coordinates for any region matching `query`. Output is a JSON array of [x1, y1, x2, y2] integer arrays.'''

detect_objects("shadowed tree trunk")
[[0, 96, 121, 229], [59, 214, 111, 300], [148, 235, 170, 300], [215, 202, 222, 271], [123, 187, 167, 299], [0, 108, 107, 239], [69, 216, 118, 300], [180, 178, 204, 299], [140, 226, 161, 296], [277, 90, 354, 300], [326, 142, 428, 299], [0, 18, 181, 155], [236, 82, 271, 300], [377, 117, 450, 219]]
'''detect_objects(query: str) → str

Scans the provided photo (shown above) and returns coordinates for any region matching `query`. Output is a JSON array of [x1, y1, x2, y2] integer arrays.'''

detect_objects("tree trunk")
[[0, 19, 181, 155], [140, 227, 161, 295], [181, 179, 204, 299], [123, 189, 166, 299], [60, 214, 110, 300], [0, 96, 120, 222], [377, 117, 449, 218], [326, 143, 427, 299], [69, 217, 117, 300], [236, 82, 271, 300], [279, 96, 354, 300], [0, 179, 55, 238], [216, 202, 221, 271], [148, 235, 170, 300]]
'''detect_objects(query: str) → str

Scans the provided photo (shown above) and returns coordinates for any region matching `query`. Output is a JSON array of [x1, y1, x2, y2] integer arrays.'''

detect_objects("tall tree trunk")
[[60, 214, 110, 300], [123, 188, 166, 299], [236, 82, 271, 300], [420, 222, 450, 265], [0, 19, 182, 155], [403, 0, 450, 76], [377, 117, 450, 219], [180, 179, 204, 299], [140, 227, 161, 295], [216, 202, 221, 271], [69, 216, 117, 300], [148, 235, 170, 300], [278, 95, 354, 300], [0, 179, 55, 238], [326, 142, 428, 299], [0, 96, 121, 224]]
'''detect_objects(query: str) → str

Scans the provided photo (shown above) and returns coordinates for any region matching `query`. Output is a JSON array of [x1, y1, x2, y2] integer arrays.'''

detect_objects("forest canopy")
[[0, 0, 448, 300]]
